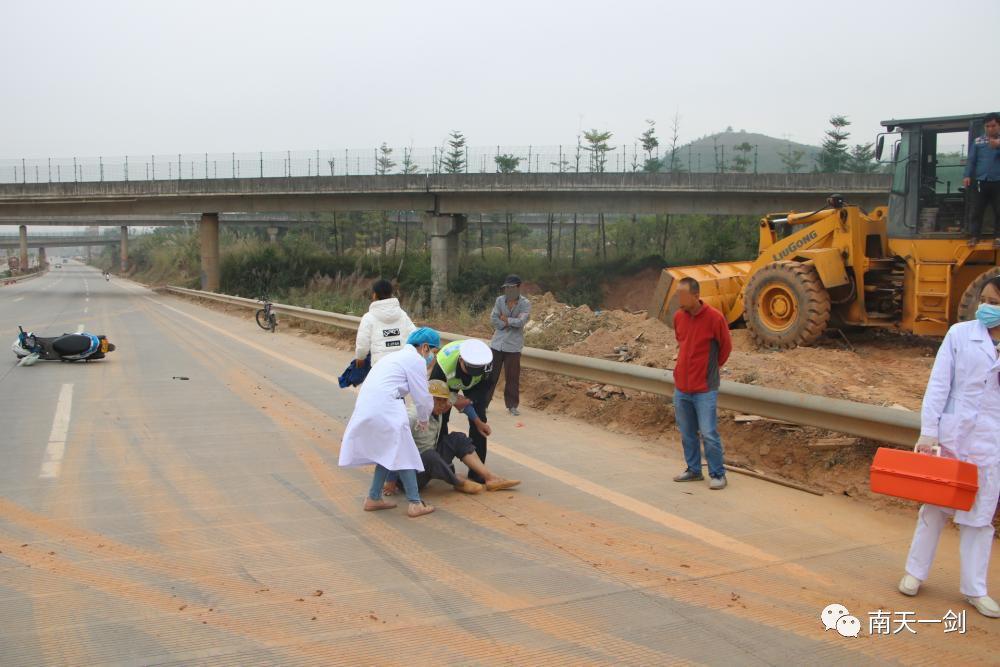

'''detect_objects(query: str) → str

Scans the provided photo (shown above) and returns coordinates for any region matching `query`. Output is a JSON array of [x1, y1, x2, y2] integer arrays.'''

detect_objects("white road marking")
[[75, 324, 85, 333], [86, 297, 90, 303], [84, 307, 89, 315], [39, 383, 74, 479], [13, 296, 23, 302]]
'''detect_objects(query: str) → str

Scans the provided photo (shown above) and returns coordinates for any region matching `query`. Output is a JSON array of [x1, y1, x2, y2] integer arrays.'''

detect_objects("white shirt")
[[338, 344, 433, 471], [355, 298, 416, 365], [921, 319, 1000, 467]]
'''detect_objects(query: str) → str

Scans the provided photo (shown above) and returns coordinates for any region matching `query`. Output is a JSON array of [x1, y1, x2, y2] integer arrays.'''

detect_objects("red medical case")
[[869, 448, 979, 511]]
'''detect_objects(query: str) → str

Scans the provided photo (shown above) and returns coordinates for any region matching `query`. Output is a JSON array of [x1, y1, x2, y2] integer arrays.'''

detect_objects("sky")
[[0, 0, 995, 160]]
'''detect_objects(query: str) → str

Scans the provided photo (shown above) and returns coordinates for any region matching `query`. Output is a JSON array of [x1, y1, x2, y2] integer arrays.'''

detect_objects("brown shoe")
[[407, 501, 435, 518], [363, 498, 397, 511], [454, 480, 484, 494], [485, 478, 521, 491]]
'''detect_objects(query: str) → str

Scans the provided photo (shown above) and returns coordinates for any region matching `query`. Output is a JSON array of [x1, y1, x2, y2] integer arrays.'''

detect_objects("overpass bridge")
[[0, 232, 124, 249], [0, 172, 891, 302]]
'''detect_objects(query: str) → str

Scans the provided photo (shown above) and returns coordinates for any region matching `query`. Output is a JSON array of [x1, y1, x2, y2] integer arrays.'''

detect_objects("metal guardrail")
[[165, 285, 921, 446]]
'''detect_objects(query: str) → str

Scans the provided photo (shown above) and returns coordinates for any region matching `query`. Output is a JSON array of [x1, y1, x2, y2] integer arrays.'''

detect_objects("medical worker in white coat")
[[339, 327, 440, 518], [900, 275, 1000, 619]]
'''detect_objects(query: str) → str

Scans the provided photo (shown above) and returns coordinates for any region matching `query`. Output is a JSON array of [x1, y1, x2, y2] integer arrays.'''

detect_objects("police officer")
[[429, 339, 494, 483]]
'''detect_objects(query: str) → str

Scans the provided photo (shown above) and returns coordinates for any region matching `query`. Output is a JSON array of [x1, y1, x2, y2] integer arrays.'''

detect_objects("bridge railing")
[[164, 285, 920, 447], [0, 143, 834, 184]]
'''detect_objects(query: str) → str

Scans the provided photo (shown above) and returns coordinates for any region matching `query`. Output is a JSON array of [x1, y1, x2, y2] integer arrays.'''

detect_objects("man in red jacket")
[[671, 277, 733, 489]]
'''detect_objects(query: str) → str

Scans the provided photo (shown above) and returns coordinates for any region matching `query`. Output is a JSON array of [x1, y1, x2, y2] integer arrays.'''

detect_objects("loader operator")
[[964, 112, 1000, 246]]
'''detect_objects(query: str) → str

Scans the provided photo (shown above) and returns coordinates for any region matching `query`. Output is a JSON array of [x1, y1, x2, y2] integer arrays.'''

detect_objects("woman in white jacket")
[[355, 279, 416, 367], [339, 327, 441, 518], [900, 275, 1000, 619]]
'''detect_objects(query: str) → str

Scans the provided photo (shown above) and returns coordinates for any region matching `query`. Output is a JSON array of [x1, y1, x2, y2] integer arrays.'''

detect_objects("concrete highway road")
[[0, 264, 996, 665]]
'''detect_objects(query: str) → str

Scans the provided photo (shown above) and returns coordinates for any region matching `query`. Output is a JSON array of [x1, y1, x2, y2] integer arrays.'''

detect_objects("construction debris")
[[586, 384, 627, 400]]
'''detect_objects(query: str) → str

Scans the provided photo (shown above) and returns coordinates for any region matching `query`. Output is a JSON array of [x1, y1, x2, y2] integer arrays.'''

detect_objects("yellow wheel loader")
[[650, 113, 1000, 348]]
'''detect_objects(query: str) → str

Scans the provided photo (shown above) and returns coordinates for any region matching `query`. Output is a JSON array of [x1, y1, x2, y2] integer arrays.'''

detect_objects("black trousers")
[[416, 432, 478, 489], [439, 380, 491, 483], [969, 180, 1000, 240]]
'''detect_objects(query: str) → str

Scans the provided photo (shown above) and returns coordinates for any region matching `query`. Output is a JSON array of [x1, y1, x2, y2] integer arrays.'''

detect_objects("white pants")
[[905, 504, 995, 597]]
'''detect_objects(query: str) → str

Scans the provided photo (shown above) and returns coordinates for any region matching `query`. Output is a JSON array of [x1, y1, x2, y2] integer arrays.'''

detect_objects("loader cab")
[[879, 113, 986, 239]]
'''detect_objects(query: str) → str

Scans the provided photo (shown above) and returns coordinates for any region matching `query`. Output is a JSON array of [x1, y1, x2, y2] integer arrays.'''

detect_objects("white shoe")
[[966, 595, 1000, 618], [898, 574, 921, 597]]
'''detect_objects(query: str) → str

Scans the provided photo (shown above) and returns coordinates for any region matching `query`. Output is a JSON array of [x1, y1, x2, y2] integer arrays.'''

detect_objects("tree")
[[375, 143, 395, 175], [400, 147, 420, 174], [817, 115, 851, 173], [495, 154, 521, 173], [778, 141, 805, 173], [731, 142, 753, 173], [847, 142, 878, 173], [666, 112, 683, 173], [442, 131, 467, 173], [640, 120, 662, 172], [582, 129, 613, 173]]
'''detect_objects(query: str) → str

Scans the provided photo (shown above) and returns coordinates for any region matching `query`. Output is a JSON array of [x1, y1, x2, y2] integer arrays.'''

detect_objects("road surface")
[[0, 264, 995, 665]]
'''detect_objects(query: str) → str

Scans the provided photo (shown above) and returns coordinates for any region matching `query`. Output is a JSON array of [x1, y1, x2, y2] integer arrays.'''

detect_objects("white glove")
[[913, 435, 939, 455]]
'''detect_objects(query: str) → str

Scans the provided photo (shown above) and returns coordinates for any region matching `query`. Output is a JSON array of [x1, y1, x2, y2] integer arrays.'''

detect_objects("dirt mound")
[[523, 292, 624, 351], [601, 267, 663, 312]]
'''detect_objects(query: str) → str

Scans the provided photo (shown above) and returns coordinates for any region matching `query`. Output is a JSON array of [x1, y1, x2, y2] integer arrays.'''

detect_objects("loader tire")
[[957, 267, 1000, 322], [744, 261, 830, 349]]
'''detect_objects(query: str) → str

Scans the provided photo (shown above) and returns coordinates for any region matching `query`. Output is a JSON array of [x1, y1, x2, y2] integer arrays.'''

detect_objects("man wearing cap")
[[386, 380, 521, 495], [429, 339, 495, 483], [488, 274, 531, 416]]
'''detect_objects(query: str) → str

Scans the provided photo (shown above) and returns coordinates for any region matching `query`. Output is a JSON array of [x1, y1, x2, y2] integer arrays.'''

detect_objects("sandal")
[[407, 501, 435, 518], [363, 498, 397, 511]]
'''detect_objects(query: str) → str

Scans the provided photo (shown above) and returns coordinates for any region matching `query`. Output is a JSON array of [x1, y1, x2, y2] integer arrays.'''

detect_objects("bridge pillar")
[[423, 213, 466, 307], [18, 225, 28, 274], [199, 213, 220, 292], [267, 226, 279, 244], [38, 247, 47, 270], [120, 225, 129, 274]]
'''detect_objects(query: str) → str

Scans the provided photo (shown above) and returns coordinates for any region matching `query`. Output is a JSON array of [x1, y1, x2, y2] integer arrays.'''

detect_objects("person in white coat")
[[339, 327, 440, 518], [355, 279, 416, 367], [900, 275, 1000, 619]]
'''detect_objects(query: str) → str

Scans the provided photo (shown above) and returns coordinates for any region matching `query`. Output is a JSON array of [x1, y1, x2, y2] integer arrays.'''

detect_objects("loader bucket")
[[649, 261, 753, 327]]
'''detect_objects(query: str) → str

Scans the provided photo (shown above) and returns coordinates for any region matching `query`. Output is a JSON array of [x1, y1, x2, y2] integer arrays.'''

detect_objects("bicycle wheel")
[[268, 312, 277, 332], [255, 309, 270, 330]]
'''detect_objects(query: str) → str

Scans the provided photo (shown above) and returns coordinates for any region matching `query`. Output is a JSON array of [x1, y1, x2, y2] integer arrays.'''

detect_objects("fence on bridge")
[[0, 142, 839, 185]]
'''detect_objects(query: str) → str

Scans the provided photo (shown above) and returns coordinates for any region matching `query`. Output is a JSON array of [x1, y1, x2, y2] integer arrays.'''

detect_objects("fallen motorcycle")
[[12, 326, 116, 366]]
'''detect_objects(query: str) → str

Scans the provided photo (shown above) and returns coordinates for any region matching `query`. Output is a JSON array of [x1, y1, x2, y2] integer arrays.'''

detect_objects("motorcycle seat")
[[52, 334, 93, 356]]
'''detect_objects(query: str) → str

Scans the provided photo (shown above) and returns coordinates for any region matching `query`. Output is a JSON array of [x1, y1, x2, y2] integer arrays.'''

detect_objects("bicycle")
[[255, 296, 277, 332]]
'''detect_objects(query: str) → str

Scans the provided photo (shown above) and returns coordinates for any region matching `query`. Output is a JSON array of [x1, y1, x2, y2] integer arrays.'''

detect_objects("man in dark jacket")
[[671, 277, 733, 489], [965, 112, 1000, 245]]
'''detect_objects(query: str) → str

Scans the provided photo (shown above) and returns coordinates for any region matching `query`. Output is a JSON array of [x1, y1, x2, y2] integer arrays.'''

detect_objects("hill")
[[662, 129, 821, 174]]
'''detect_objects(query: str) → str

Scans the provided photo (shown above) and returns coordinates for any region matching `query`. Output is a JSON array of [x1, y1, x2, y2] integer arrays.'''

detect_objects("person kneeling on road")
[[386, 380, 520, 496]]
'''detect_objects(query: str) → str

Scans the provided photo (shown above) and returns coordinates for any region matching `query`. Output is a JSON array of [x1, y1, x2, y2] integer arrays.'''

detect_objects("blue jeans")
[[370, 465, 421, 503], [673, 389, 725, 478]]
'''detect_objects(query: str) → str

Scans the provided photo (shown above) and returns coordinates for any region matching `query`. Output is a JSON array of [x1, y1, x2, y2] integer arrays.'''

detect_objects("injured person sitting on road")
[[385, 380, 520, 496]]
